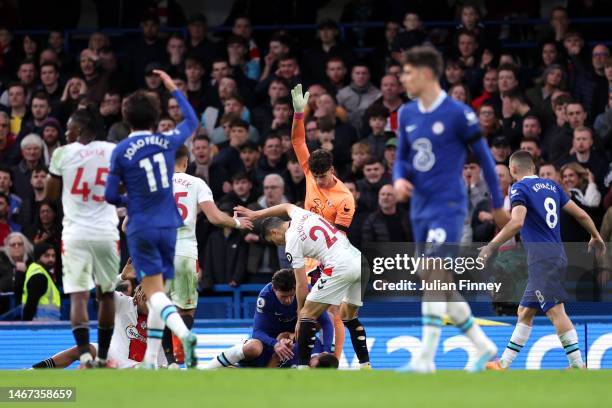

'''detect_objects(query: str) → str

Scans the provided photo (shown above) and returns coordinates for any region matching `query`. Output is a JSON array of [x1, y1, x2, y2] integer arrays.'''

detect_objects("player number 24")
[[309, 218, 338, 249], [70, 167, 108, 202]]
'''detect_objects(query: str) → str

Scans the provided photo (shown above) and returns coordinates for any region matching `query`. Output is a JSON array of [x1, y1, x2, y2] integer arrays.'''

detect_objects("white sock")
[[206, 344, 245, 368], [500, 323, 532, 368], [558, 329, 584, 368], [150, 292, 190, 340], [79, 352, 93, 364], [418, 301, 446, 364], [447, 301, 494, 352], [143, 299, 164, 366]]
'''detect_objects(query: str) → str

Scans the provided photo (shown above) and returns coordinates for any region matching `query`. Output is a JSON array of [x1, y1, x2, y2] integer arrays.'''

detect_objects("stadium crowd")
[[1, 1, 612, 316]]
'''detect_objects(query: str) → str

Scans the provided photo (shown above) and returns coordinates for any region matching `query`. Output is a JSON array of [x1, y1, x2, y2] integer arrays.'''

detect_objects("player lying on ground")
[[235, 203, 371, 369], [479, 150, 606, 369], [205, 268, 333, 368], [393, 46, 508, 373], [104, 69, 200, 368], [32, 283, 167, 369], [45, 107, 120, 368], [164, 146, 252, 365], [291, 83, 356, 359]]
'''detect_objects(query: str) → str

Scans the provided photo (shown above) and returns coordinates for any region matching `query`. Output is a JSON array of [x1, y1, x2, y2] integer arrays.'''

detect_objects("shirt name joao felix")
[[123, 135, 170, 160]]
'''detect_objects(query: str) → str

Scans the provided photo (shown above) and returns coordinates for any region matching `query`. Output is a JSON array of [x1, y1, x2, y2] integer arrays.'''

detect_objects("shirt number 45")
[[70, 167, 108, 202]]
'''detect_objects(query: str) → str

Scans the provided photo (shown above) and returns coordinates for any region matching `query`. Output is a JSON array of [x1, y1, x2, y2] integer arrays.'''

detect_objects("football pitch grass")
[[1, 370, 611, 408]]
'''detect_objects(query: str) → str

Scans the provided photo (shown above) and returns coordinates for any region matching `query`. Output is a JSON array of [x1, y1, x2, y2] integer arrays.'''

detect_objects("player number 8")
[[412, 138, 435, 172], [543, 197, 557, 229]]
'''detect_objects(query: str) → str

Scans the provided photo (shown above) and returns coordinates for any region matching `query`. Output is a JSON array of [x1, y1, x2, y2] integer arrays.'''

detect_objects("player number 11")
[[139, 153, 169, 192]]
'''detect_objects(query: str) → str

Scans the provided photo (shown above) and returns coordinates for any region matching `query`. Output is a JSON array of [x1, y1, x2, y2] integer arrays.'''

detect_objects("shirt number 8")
[[412, 138, 435, 172]]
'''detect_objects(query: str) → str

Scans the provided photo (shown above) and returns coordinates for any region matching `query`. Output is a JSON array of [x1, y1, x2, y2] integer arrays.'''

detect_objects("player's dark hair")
[[313, 353, 339, 368], [175, 145, 189, 161], [125, 90, 160, 131], [404, 46, 444, 78], [70, 106, 99, 141], [509, 150, 535, 171], [308, 149, 333, 175], [261, 217, 285, 242], [271, 268, 295, 292]]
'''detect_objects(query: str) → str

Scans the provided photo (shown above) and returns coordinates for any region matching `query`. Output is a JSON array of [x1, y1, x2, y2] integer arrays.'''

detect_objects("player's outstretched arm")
[[290, 84, 311, 170], [563, 200, 606, 258], [154, 69, 199, 142], [199, 201, 253, 230], [104, 172, 128, 207], [234, 203, 298, 221], [479, 205, 527, 262]]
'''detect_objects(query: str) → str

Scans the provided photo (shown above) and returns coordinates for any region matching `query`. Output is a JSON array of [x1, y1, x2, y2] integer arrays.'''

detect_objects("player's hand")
[[588, 236, 606, 259], [234, 205, 258, 220], [291, 84, 310, 114], [274, 340, 294, 361], [393, 178, 413, 202], [492, 208, 510, 229], [235, 216, 253, 230], [121, 215, 129, 233], [153, 69, 178, 92], [15, 262, 26, 273], [478, 244, 496, 267]]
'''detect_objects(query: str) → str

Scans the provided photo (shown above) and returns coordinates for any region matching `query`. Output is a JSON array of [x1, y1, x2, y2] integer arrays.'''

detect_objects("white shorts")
[[306, 257, 363, 307], [166, 255, 199, 310], [62, 240, 120, 294]]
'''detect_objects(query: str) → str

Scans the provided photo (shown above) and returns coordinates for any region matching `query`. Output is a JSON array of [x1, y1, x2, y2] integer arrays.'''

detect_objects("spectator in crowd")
[[362, 184, 411, 243], [526, 64, 566, 126], [257, 54, 302, 98], [201, 76, 239, 134], [5, 83, 30, 136], [391, 12, 427, 61], [184, 55, 207, 115], [230, 15, 260, 69], [493, 63, 520, 112], [454, 29, 482, 94], [337, 63, 380, 132], [538, 40, 562, 73], [166, 33, 187, 73], [0, 60, 37, 107], [544, 99, 587, 163], [283, 152, 305, 205], [210, 98, 259, 145], [11, 134, 44, 200], [18, 165, 48, 229], [98, 91, 122, 133], [87, 31, 109, 53], [251, 78, 289, 134], [363, 104, 391, 161], [246, 174, 287, 282], [558, 126, 608, 187], [340, 141, 371, 181], [478, 101, 502, 142], [107, 97, 129, 143], [259, 34, 291, 84], [449, 83, 471, 104], [78, 49, 110, 105], [19, 92, 52, 141], [37, 62, 61, 116], [543, 6, 570, 43], [369, 20, 401, 82], [539, 162, 561, 183], [0, 192, 20, 245], [442, 58, 465, 91], [490, 135, 512, 165], [255, 134, 286, 185], [21, 242, 59, 321], [366, 74, 406, 133], [0, 28, 18, 79], [124, 15, 167, 88], [0, 165, 21, 220], [238, 141, 261, 186], [222, 171, 258, 208], [24, 200, 61, 259], [521, 114, 543, 140], [323, 57, 349, 96], [303, 19, 355, 85], [156, 116, 175, 132], [560, 162, 602, 242], [594, 88, 612, 146], [501, 89, 534, 149], [167, 96, 183, 124], [210, 118, 251, 196], [563, 31, 598, 117], [0, 232, 33, 310], [0, 112, 18, 166], [201, 201, 248, 289], [226, 35, 260, 82], [187, 134, 212, 183], [472, 67, 498, 111], [383, 138, 397, 176], [264, 96, 292, 136], [186, 13, 217, 68], [519, 137, 543, 168], [590, 44, 610, 117], [357, 158, 390, 213], [57, 78, 87, 124]]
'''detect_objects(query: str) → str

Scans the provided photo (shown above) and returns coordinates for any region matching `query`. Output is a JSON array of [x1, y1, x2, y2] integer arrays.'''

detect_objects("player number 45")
[[70, 167, 108, 202]]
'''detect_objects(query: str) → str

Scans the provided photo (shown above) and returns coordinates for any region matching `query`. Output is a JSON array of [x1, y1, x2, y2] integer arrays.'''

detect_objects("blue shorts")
[[520, 258, 568, 312], [412, 213, 464, 257], [127, 227, 176, 281]]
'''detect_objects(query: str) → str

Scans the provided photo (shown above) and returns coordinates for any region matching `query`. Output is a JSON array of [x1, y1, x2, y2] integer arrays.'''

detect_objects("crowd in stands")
[[1, 1, 612, 314]]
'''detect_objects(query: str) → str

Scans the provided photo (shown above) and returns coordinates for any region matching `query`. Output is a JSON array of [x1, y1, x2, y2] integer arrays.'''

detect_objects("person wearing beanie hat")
[[22, 242, 60, 321], [41, 117, 62, 164]]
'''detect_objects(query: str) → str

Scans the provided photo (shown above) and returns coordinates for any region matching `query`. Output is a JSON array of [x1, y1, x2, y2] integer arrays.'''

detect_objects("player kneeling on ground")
[[206, 269, 333, 368], [235, 203, 371, 369]]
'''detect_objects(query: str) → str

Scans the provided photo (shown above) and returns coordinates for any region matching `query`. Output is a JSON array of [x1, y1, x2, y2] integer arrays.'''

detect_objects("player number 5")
[[544, 197, 558, 229], [174, 192, 188, 220]]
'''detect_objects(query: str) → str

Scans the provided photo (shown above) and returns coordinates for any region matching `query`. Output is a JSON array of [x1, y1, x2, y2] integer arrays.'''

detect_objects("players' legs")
[[340, 302, 370, 367], [206, 339, 263, 369], [298, 300, 330, 368], [497, 305, 536, 369], [327, 305, 345, 359], [92, 241, 119, 365], [69, 291, 93, 365], [447, 290, 497, 371], [32, 344, 97, 369], [546, 303, 584, 368]]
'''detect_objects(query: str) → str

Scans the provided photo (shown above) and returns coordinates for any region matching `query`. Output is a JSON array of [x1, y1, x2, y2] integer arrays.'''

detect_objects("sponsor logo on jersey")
[[256, 297, 266, 312], [285, 252, 293, 263]]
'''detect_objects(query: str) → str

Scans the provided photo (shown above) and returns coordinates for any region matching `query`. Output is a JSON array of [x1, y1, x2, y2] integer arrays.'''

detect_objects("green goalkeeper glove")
[[291, 84, 310, 114]]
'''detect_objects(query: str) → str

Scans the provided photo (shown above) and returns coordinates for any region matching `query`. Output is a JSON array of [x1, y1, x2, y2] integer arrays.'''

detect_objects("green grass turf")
[[1, 370, 611, 408]]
